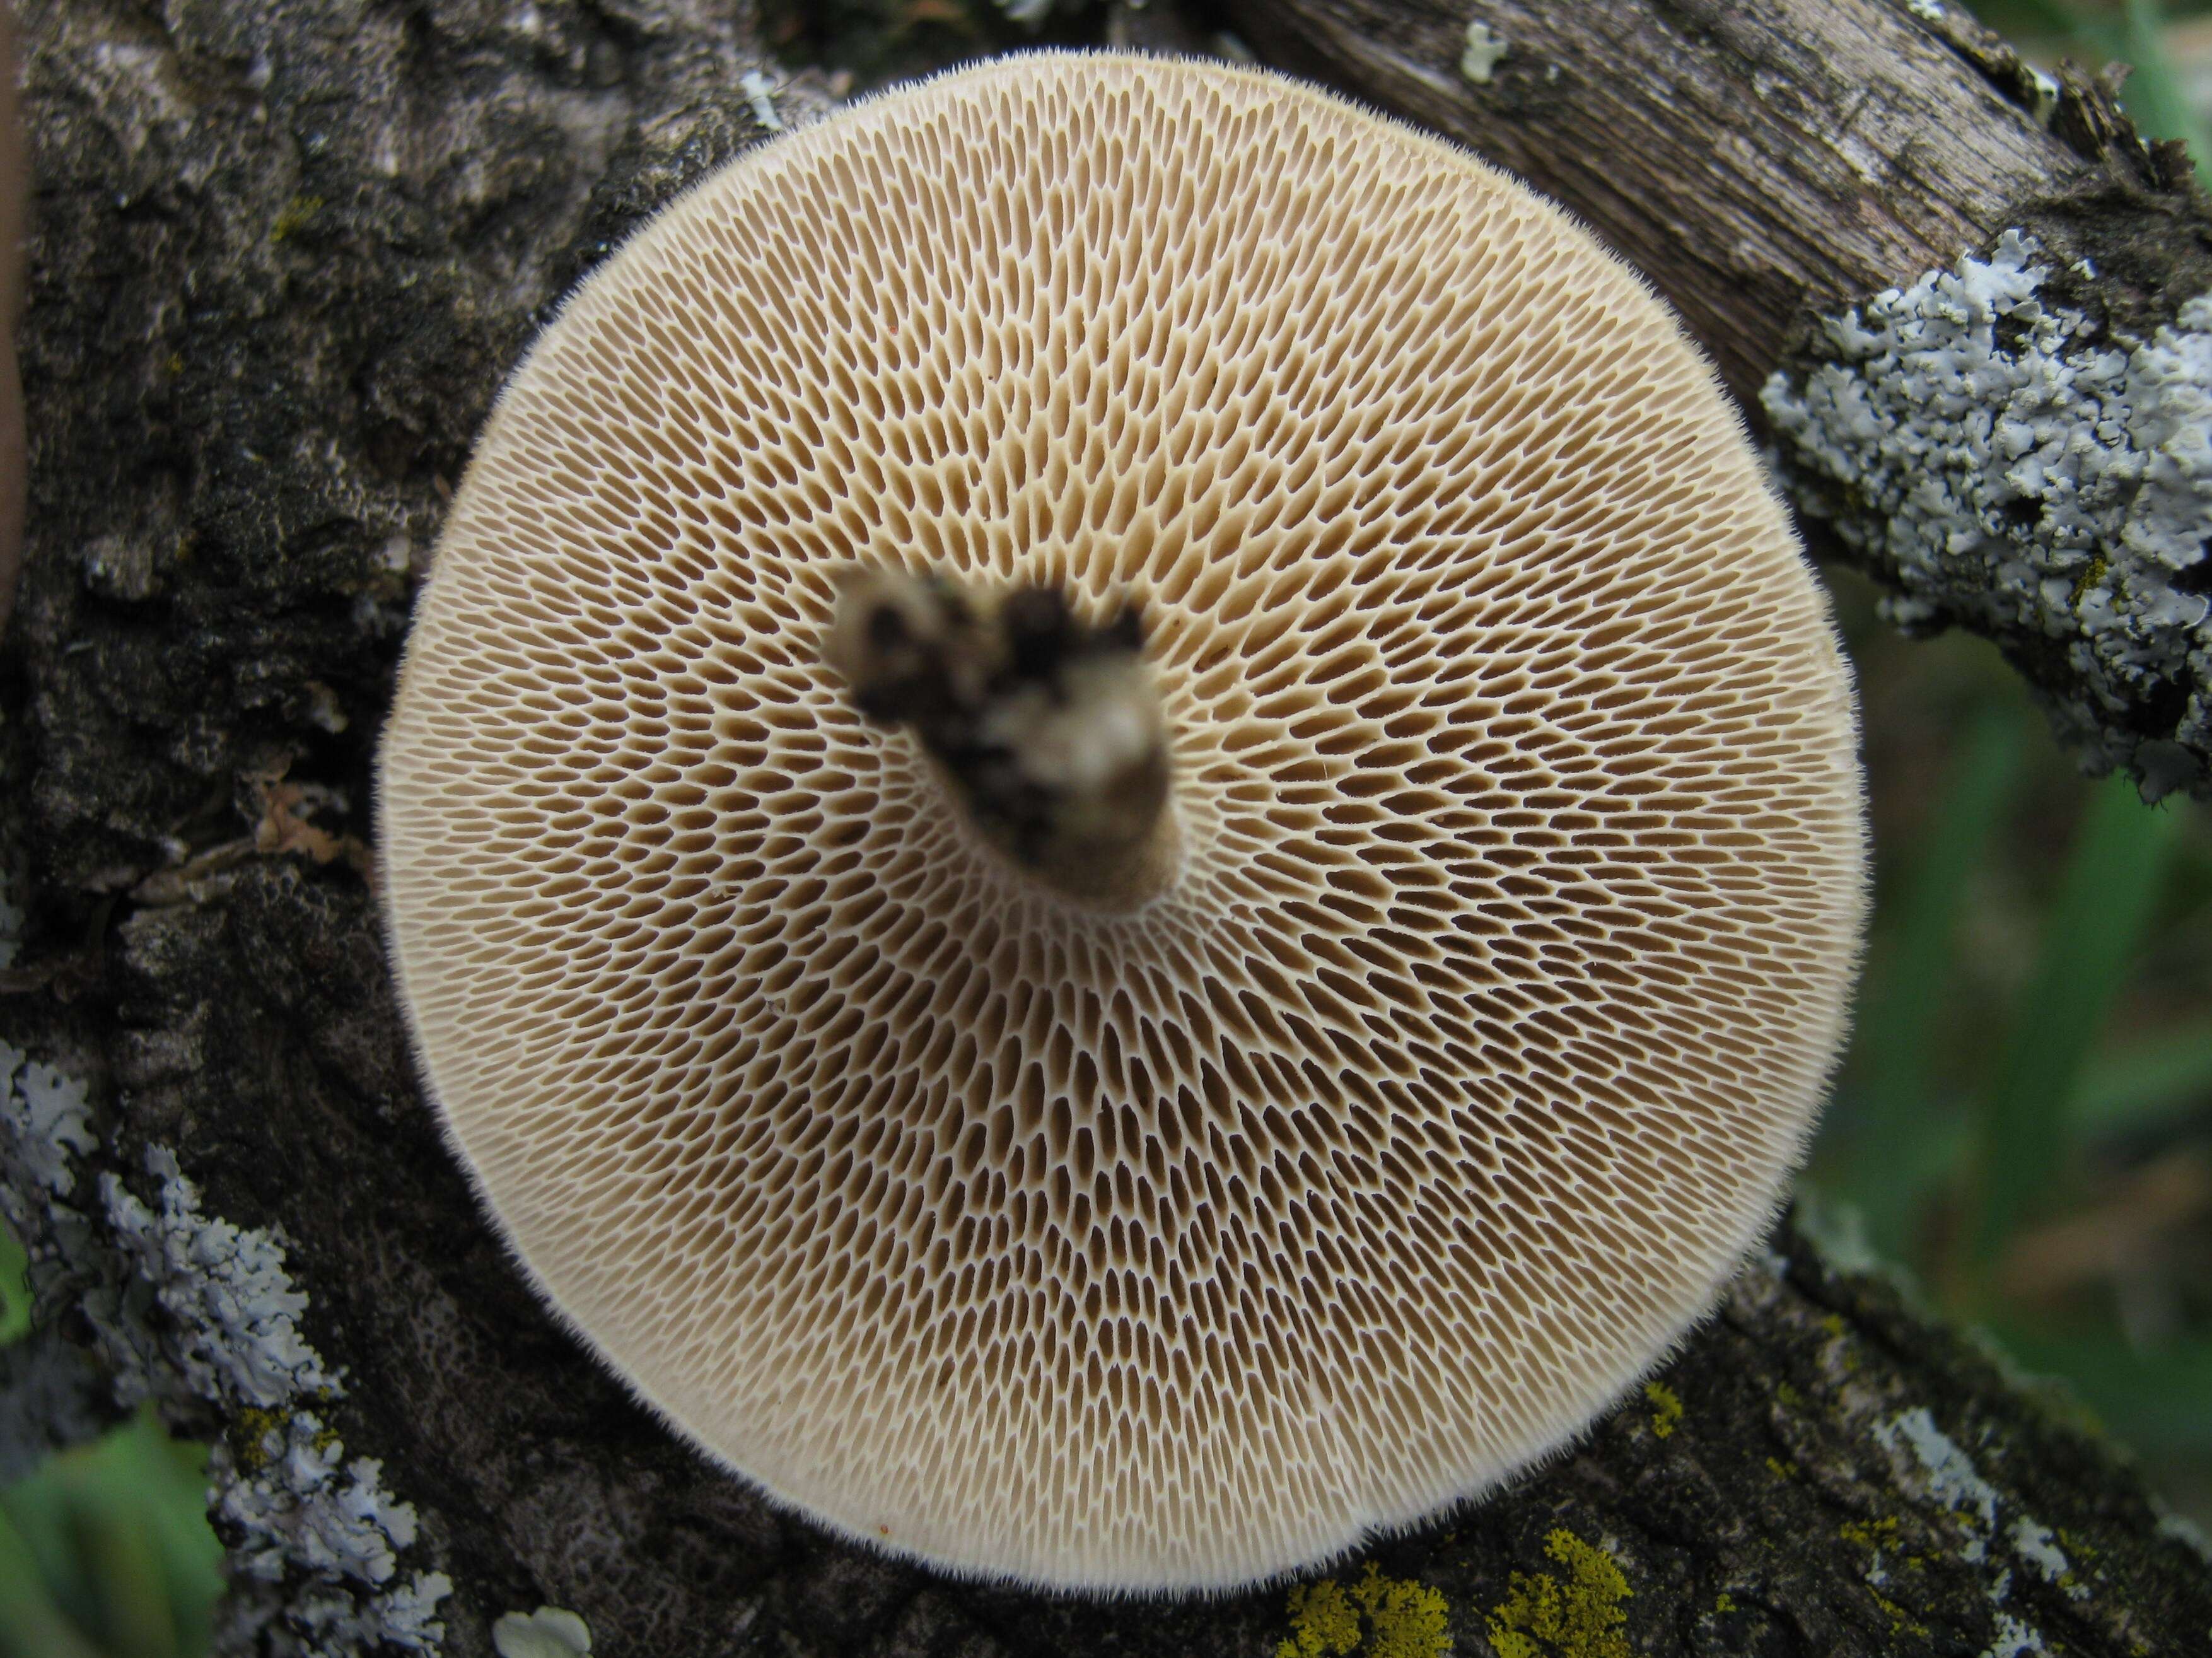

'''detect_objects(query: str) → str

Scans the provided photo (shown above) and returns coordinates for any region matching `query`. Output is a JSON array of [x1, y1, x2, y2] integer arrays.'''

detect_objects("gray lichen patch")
[[0, 1042, 95, 1200], [103, 1145, 451, 1654], [492, 1606, 594, 1657], [1869, 1403, 2093, 1633], [1762, 231, 2212, 797], [1460, 20, 1509, 84]]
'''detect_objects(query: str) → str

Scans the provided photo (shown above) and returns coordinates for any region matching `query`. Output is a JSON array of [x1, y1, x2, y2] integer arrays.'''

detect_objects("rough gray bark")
[[1225, 0, 2212, 798], [3, 1, 2210, 1655]]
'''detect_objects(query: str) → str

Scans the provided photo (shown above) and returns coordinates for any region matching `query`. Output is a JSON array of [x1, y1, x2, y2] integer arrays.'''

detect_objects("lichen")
[[1276, 1565, 1449, 1658], [738, 68, 783, 134], [7, 899, 448, 1652], [1870, 1408, 2088, 1647], [270, 194, 325, 243], [2008, 1517, 2084, 1597], [1349, 1564, 1450, 1658], [1642, 1380, 1683, 1439], [1763, 231, 2212, 797], [1278, 1578, 1361, 1658], [1485, 1529, 1632, 1658], [1877, 1408, 2000, 1532], [0, 1045, 95, 1198], [1460, 20, 1509, 84], [1982, 1608, 2047, 1657], [493, 1606, 594, 1657], [103, 1145, 450, 1654]]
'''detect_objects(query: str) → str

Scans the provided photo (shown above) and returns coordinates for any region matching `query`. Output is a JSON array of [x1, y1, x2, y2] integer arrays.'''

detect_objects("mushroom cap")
[[379, 52, 1866, 1589]]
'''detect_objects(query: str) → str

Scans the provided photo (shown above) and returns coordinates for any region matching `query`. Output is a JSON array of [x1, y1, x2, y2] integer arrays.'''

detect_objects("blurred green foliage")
[[1974, 0, 2212, 176], [1802, 0, 2212, 1528], [1, 3, 2209, 1654], [0, 1407, 222, 1658], [1813, 563, 2212, 1526]]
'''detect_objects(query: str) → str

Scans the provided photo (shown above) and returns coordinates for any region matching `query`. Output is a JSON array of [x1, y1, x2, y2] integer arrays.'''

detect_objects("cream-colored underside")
[[380, 54, 1866, 1590]]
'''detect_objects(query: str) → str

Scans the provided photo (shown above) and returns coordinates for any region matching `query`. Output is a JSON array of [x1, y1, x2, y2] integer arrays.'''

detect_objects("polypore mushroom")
[[378, 52, 1866, 1590]]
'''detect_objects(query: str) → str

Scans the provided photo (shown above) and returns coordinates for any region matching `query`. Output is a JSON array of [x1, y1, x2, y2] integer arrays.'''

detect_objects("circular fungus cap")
[[379, 52, 1867, 1591]]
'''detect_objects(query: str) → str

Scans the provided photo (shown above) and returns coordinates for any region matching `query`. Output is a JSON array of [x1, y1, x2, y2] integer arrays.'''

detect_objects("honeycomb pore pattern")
[[379, 53, 1867, 1591]]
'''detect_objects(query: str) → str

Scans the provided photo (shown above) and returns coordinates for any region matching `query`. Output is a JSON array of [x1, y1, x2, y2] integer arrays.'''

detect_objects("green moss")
[[1643, 1381, 1684, 1439], [1276, 1567, 1448, 1658], [1484, 1528, 1632, 1658], [1774, 1381, 1802, 1407]]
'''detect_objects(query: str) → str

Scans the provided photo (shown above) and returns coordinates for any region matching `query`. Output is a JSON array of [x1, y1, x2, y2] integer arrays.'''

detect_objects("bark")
[[2, 2, 2209, 1656], [1225, 0, 2212, 799]]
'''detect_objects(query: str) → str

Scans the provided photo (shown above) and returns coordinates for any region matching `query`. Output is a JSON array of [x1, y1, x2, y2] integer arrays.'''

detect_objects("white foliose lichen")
[[1982, 1604, 2047, 1657], [104, 1145, 451, 1654], [103, 1147, 336, 1409], [1762, 231, 2212, 796], [3, 841, 450, 1646], [1, 1044, 96, 1201]]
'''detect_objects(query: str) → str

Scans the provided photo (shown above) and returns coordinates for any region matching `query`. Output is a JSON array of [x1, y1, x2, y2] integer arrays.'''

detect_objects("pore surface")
[[379, 54, 1866, 1589]]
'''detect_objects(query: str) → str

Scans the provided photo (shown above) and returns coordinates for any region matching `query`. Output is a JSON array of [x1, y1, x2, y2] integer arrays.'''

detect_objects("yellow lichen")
[[230, 1406, 286, 1474], [271, 194, 326, 242], [1277, 1567, 1450, 1658], [1276, 1578, 1360, 1658], [1714, 1592, 1736, 1613], [1643, 1381, 1684, 1439], [1765, 1457, 1798, 1480], [1484, 1529, 1632, 1658], [1868, 1587, 1929, 1639], [1774, 1381, 1802, 1407], [2059, 1528, 2100, 1566], [1819, 1314, 1846, 1338], [1839, 1517, 1899, 1550], [1350, 1564, 1450, 1658]]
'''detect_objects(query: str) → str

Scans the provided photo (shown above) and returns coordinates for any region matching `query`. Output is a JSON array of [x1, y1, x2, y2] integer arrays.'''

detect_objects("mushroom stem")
[[823, 566, 1179, 910]]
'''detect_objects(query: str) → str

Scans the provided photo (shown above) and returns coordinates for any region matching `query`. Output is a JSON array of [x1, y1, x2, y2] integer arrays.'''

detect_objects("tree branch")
[[1224, 0, 2212, 798], [4, 2, 2210, 1654]]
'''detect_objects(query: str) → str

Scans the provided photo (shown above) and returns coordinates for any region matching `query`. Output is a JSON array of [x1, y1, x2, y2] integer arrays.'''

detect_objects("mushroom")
[[378, 52, 1866, 1590]]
